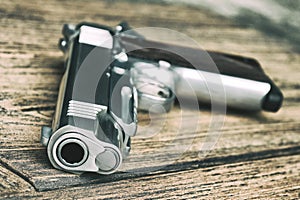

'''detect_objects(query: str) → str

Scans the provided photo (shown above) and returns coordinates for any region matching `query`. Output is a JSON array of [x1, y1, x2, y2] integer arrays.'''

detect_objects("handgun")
[[41, 22, 283, 175]]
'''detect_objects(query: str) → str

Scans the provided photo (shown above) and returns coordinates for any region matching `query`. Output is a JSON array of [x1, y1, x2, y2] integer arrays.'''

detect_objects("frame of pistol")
[[41, 22, 283, 175]]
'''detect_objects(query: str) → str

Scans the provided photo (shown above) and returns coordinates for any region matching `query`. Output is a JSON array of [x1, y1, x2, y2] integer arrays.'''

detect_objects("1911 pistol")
[[41, 22, 283, 175]]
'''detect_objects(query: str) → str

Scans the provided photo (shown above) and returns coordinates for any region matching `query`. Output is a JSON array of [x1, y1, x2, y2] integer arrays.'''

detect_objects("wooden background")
[[0, 0, 299, 199]]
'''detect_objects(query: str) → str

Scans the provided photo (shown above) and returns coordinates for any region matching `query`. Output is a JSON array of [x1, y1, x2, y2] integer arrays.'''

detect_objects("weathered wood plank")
[[2, 154, 299, 199], [0, 164, 32, 196], [0, 118, 299, 191], [0, 0, 299, 197]]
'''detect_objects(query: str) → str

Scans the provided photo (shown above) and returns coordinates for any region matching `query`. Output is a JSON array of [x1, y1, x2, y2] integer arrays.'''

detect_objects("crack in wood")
[[0, 145, 298, 192]]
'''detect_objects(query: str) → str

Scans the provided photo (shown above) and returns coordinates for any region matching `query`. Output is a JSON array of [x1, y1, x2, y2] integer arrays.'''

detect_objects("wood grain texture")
[[0, 0, 299, 198], [2, 154, 300, 199], [0, 164, 32, 195]]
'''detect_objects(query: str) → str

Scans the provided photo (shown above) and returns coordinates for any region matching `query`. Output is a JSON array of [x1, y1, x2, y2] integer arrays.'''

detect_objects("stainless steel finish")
[[47, 24, 139, 176], [131, 59, 271, 111], [115, 25, 123, 32], [40, 126, 52, 146], [47, 125, 122, 174], [131, 61, 176, 112], [114, 51, 128, 63], [121, 87, 132, 123], [112, 67, 126, 75], [134, 79, 175, 113], [174, 67, 271, 110], [132, 61, 176, 91], [79, 25, 113, 49], [159, 60, 171, 69], [120, 86, 135, 154], [95, 148, 120, 172], [57, 138, 88, 167], [110, 86, 138, 137], [67, 100, 107, 120], [45, 21, 280, 176]]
